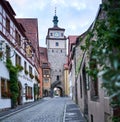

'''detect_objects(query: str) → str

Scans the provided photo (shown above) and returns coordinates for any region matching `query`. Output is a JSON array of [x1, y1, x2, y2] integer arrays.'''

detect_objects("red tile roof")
[[68, 35, 78, 45], [68, 35, 78, 56], [17, 18, 40, 68], [39, 47, 48, 63], [16, 18, 39, 44], [39, 47, 50, 68]]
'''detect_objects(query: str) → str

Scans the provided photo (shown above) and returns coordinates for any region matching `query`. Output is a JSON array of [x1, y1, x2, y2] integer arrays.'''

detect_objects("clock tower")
[[46, 10, 67, 96]]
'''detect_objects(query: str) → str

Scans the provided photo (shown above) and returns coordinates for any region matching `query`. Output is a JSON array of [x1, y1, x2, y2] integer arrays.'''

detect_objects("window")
[[56, 42, 59, 46], [52, 49, 54, 52], [18, 34, 21, 46], [44, 78, 49, 82], [6, 17, 10, 33], [43, 69, 49, 75], [15, 54, 21, 66], [29, 66, 32, 74], [1, 78, 10, 98], [24, 61, 27, 71], [26, 86, 33, 99], [61, 33, 63, 37], [6, 45, 10, 58], [56, 75, 59, 81], [61, 50, 62, 53], [50, 33, 53, 36], [15, 30, 21, 46], [42, 63, 48, 67]]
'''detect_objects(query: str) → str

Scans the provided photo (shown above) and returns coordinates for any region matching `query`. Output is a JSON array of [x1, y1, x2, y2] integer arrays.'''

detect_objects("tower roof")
[[52, 8, 59, 27]]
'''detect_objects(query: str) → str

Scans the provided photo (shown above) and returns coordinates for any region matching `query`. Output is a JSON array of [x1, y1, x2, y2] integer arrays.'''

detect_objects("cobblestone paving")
[[0, 97, 85, 122], [64, 104, 85, 122], [1, 97, 66, 122]]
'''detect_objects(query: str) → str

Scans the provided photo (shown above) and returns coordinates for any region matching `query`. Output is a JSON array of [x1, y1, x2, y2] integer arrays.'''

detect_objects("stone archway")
[[53, 86, 63, 97], [51, 80, 64, 97], [17, 82, 22, 105]]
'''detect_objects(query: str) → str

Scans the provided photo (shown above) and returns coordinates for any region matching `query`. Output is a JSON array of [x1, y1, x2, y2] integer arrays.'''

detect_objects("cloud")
[[71, 2, 86, 10], [51, 0, 66, 5], [8, 0, 101, 47]]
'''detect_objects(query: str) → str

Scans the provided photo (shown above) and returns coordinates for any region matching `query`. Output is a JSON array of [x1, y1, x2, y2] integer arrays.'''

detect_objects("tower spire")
[[55, 7, 56, 15], [53, 7, 58, 27]]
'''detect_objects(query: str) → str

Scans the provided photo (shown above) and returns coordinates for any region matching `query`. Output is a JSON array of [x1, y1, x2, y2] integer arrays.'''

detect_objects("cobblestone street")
[[0, 97, 85, 122]]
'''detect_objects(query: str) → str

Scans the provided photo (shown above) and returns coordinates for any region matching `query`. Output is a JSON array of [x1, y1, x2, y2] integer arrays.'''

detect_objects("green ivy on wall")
[[81, 1, 120, 121], [76, 58, 82, 75], [6, 59, 23, 108]]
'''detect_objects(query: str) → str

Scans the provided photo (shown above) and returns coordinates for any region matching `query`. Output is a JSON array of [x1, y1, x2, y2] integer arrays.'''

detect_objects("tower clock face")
[[54, 32, 60, 37]]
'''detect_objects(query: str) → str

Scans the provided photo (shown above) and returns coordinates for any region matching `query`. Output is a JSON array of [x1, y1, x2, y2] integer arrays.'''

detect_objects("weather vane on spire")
[[55, 7, 56, 15]]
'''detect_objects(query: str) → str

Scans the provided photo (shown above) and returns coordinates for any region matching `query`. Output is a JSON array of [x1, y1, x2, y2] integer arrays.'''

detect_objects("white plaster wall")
[[0, 99, 11, 109], [18, 73, 34, 103], [49, 39, 66, 48], [0, 61, 9, 79]]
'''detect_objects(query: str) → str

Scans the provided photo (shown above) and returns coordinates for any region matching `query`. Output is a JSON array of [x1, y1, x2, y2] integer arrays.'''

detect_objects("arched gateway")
[[51, 80, 64, 97]]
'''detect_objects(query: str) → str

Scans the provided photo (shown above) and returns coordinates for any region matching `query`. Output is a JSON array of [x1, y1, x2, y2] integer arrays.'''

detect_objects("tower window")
[[50, 33, 53, 36], [56, 42, 59, 46], [61, 33, 63, 37], [56, 75, 59, 81]]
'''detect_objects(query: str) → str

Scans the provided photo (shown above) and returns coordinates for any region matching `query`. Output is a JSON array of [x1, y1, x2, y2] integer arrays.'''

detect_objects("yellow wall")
[[64, 69, 69, 96]]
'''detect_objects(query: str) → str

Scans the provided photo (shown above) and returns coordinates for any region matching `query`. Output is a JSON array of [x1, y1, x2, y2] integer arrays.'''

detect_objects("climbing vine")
[[6, 58, 23, 108], [82, 1, 120, 121]]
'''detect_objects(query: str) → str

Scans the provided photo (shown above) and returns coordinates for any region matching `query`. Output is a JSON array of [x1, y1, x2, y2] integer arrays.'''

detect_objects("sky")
[[8, 0, 101, 47]]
